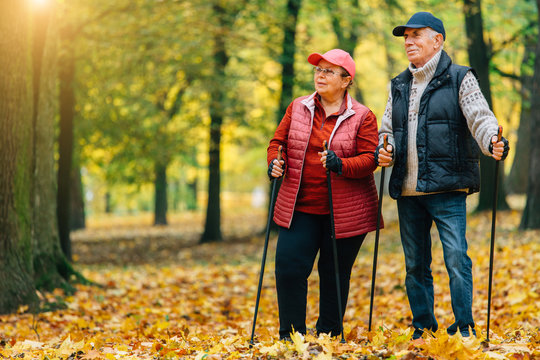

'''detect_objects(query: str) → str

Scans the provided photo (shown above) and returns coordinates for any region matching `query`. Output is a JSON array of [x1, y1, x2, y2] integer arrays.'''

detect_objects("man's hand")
[[318, 149, 342, 174], [377, 144, 394, 167], [489, 135, 509, 161], [268, 159, 285, 180]]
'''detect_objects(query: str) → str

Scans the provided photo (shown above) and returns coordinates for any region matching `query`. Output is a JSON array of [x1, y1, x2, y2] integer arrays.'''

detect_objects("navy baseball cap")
[[392, 12, 446, 40]]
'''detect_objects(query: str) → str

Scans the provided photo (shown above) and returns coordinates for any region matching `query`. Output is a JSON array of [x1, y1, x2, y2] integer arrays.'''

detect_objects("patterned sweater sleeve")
[[378, 88, 395, 148], [459, 71, 499, 156]]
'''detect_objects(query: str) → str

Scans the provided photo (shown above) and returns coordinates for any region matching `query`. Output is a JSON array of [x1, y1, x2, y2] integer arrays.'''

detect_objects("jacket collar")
[[393, 50, 453, 92], [301, 92, 356, 147], [301, 92, 355, 116]]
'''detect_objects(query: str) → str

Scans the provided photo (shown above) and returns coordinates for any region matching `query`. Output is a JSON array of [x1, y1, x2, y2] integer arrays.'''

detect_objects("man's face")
[[403, 27, 442, 68]]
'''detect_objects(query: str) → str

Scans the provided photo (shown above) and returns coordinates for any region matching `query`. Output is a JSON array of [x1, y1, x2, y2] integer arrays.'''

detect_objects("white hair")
[[426, 27, 443, 40], [425, 27, 444, 50]]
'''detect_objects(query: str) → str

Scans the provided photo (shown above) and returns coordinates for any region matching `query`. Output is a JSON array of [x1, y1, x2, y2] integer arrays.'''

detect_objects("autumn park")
[[1, 0, 539, 359]]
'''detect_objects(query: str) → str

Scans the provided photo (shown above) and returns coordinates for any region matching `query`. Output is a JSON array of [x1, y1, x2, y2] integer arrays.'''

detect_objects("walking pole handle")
[[277, 145, 283, 162], [497, 126, 502, 142], [383, 134, 388, 150], [323, 140, 330, 173]]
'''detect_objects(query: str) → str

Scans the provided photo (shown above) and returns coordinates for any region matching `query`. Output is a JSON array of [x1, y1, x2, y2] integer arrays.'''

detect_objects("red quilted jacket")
[[267, 92, 382, 239]]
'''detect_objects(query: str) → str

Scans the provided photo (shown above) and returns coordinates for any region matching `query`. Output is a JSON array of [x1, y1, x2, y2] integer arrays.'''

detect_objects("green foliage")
[[60, 0, 537, 215]]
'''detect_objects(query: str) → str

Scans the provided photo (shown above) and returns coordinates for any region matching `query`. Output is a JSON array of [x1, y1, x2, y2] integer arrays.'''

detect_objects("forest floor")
[[1, 194, 538, 359]]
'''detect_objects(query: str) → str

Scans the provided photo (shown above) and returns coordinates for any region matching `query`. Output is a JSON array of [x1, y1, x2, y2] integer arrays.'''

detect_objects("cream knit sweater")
[[379, 50, 499, 196]]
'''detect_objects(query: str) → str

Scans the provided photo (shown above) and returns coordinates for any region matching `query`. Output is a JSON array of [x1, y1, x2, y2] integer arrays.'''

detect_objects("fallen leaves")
[[1, 203, 539, 359]]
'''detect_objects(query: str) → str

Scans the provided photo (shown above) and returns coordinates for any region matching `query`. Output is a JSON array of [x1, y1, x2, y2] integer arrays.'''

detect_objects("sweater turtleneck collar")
[[409, 50, 442, 83]]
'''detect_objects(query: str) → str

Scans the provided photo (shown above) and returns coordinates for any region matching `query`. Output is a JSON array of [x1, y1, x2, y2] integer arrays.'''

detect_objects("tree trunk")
[[154, 162, 168, 225], [201, 120, 222, 242], [201, 108, 223, 242], [327, 0, 364, 103], [267, 0, 301, 232], [186, 150, 198, 211], [70, 163, 86, 230], [187, 179, 198, 211], [32, 1, 73, 291], [520, 0, 540, 229], [105, 191, 112, 213], [463, 0, 510, 211], [57, 29, 76, 261], [276, 0, 301, 124], [0, 0, 39, 313], [506, 42, 535, 194], [201, 2, 230, 243]]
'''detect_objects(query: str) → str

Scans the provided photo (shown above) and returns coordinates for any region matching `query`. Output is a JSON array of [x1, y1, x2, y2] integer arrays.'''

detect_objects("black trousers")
[[275, 211, 365, 339]]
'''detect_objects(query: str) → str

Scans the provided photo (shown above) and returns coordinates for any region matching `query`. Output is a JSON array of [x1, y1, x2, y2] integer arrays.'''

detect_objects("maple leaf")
[[12, 340, 43, 350], [371, 329, 387, 348], [57, 335, 85, 357], [259, 342, 286, 357], [290, 331, 309, 354]]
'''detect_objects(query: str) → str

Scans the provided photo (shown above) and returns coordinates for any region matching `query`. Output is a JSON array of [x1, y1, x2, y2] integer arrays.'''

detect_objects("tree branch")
[[491, 19, 537, 57], [492, 66, 521, 81], [64, 2, 136, 40]]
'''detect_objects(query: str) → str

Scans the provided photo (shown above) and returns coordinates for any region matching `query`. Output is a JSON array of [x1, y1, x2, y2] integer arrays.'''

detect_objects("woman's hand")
[[268, 159, 285, 180], [318, 149, 342, 174]]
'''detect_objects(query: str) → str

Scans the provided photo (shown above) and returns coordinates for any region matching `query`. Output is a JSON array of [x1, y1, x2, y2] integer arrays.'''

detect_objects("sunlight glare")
[[31, 0, 48, 7]]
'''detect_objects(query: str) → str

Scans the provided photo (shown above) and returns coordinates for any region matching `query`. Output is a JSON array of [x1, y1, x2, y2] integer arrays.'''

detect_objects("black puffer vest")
[[389, 50, 480, 199]]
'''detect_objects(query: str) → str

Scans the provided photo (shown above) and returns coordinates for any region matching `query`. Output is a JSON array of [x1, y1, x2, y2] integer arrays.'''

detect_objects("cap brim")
[[307, 53, 324, 66], [392, 24, 427, 36]]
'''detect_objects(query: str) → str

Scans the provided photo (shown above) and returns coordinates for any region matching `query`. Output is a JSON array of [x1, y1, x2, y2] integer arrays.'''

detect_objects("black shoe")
[[412, 328, 424, 340], [280, 336, 292, 343]]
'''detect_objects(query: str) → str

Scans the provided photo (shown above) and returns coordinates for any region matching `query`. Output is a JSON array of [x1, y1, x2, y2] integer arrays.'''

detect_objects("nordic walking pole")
[[249, 146, 282, 347], [368, 135, 388, 332], [323, 140, 346, 344], [486, 126, 502, 343]]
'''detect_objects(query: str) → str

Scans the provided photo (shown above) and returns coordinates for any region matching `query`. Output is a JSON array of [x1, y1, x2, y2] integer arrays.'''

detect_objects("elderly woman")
[[267, 49, 381, 340]]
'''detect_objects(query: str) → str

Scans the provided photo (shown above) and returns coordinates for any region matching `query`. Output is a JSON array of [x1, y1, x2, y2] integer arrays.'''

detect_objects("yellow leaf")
[[290, 331, 309, 354], [208, 343, 224, 354], [58, 335, 85, 357], [12, 340, 43, 350], [154, 320, 170, 331], [116, 344, 129, 352], [507, 292, 527, 306], [259, 342, 285, 357], [484, 351, 508, 359], [371, 330, 387, 347]]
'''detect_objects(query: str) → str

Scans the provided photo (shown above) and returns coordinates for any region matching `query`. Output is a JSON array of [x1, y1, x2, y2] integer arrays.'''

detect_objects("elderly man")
[[376, 12, 509, 339]]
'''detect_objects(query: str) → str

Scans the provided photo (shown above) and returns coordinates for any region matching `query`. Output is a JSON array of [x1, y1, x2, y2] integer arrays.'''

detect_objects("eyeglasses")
[[313, 66, 349, 77]]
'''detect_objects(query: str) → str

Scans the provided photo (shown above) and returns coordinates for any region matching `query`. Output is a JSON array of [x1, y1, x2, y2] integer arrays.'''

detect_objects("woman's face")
[[313, 60, 350, 98]]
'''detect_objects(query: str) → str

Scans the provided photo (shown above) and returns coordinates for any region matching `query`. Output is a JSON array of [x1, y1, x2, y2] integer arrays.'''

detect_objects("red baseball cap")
[[307, 49, 356, 79]]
